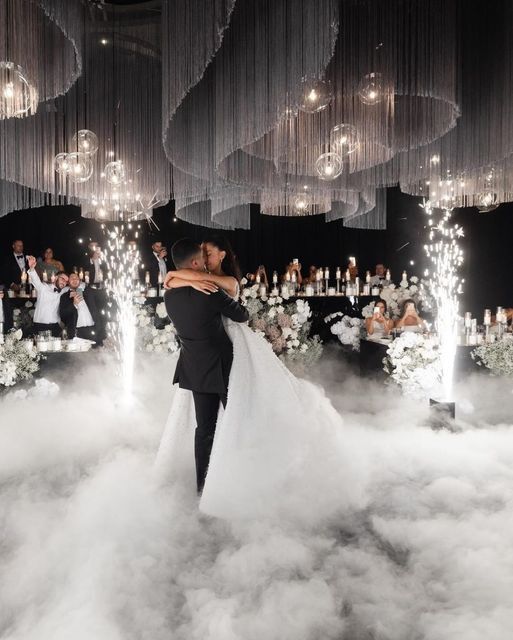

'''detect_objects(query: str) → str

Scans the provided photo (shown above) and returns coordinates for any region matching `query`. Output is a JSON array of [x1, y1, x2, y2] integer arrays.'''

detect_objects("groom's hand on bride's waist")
[[192, 281, 219, 295]]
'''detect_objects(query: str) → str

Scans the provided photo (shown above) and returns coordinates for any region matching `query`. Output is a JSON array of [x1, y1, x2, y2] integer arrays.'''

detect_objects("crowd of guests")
[[0, 239, 108, 344]]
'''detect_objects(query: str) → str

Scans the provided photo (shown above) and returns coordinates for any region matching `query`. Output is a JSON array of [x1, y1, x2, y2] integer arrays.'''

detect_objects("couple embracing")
[[157, 236, 357, 522]]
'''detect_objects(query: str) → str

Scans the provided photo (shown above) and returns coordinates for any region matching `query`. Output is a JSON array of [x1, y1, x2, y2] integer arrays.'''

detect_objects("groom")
[[164, 238, 249, 494]]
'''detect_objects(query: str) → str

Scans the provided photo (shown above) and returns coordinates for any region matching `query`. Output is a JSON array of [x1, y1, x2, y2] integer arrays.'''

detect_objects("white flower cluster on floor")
[[0, 329, 41, 387], [379, 276, 432, 319], [383, 332, 442, 398], [471, 337, 513, 376], [240, 283, 323, 366], [324, 312, 363, 351], [134, 301, 179, 354]]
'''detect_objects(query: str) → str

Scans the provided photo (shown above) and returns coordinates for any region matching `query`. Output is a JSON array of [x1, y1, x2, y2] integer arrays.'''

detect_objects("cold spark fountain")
[[421, 200, 464, 404], [104, 224, 141, 400]]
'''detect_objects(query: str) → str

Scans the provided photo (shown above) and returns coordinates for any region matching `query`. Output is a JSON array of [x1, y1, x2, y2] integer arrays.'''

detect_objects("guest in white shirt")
[[148, 240, 168, 286], [27, 255, 68, 336], [59, 272, 99, 343]]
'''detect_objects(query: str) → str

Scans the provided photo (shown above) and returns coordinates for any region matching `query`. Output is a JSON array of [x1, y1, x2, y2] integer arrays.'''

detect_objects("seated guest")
[[27, 255, 68, 336], [1, 239, 29, 292], [303, 265, 318, 285], [370, 263, 387, 286], [147, 240, 168, 286], [36, 247, 64, 281], [281, 261, 303, 286], [59, 272, 99, 343], [83, 241, 107, 286], [395, 298, 426, 333], [365, 300, 394, 337]]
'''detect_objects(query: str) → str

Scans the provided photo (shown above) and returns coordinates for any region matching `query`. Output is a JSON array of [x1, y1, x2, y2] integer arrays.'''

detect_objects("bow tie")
[[54, 287, 59, 293], [15, 255, 24, 259]]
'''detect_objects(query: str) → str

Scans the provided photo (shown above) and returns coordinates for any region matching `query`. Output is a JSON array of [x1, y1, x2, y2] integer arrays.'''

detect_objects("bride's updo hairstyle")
[[203, 235, 242, 282]]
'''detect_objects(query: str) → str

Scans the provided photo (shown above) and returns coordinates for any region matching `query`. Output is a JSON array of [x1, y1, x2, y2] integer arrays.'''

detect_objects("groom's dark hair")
[[171, 238, 202, 269]]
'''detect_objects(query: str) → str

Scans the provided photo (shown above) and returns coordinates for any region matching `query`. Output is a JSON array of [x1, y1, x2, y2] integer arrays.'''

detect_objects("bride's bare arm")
[[164, 276, 218, 295], [165, 269, 238, 297]]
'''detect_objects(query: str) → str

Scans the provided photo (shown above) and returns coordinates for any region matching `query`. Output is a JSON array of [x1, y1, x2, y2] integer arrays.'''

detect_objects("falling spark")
[[421, 200, 464, 400], [104, 225, 140, 401]]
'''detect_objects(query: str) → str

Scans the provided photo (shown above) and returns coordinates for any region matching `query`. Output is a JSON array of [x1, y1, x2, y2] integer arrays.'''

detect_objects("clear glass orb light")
[[66, 152, 94, 183], [104, 160, 126, 185], [330, 123, 360, 156], [293, 193, 311, 214], [299, 78, 333, 113], [72, 129, 99, 155], [0, 61, 38, 119], [54, 152, 71, 175], [315, 152, 343, 181], [358, 72, 384, 106], [476, 191, 499, 213]]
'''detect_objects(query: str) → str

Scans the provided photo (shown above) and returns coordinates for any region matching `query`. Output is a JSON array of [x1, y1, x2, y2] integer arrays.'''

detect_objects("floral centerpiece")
[[13, 300, 36, 333], [0, 329, 41, 387], [471, 337, 513, 376], [383, 332, 442, 397], [240, 282, 323, 366], [134, 300, 179, 354], [324, 312, 363, 351]]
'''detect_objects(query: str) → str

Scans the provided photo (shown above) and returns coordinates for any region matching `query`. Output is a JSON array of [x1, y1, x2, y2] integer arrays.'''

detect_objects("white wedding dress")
[[155, 300, 361, 522]]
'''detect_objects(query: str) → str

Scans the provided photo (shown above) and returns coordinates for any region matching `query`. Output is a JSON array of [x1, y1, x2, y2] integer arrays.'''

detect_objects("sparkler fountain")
[[104, 224, 141, 401], [421, 200, 464, 414]]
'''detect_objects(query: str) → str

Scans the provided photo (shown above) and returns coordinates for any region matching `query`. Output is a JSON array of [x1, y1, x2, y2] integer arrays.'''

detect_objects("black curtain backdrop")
[[0, 187, 511, 315]]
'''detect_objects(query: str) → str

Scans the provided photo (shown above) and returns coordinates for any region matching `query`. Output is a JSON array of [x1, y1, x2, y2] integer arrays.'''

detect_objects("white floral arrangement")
[[383, 332, 442, 398], [471, 337, 513, 376], [379, 275, 432, 319], [361, 302, 377, 319], [0, 329, 41, 387], [134, 301, 179, 354], [241, 284, 322, 365], [324, 312, 363, 351]]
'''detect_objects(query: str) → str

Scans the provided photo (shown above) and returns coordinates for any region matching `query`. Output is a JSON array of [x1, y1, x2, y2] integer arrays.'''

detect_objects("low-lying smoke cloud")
[[1, 350, 513, 640]]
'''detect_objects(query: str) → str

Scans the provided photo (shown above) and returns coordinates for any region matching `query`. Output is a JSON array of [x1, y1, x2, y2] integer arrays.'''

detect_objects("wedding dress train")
[[155, 320, 363, 521]]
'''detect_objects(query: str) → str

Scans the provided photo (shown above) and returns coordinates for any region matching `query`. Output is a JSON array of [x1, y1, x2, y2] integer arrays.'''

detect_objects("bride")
[[155, 236, 362, 522]]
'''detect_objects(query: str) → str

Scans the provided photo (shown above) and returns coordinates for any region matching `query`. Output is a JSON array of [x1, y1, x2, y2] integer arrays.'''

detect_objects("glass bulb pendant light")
[[330, 123, 360, 156], [72, 130, 99, 155], [66, 152, 94, 183], [104, 160, 126, 185], [315, 152, 343, 181], [299, 78, 333, 113], [358, 72, 384, 106], [0, 61, 38, 119]]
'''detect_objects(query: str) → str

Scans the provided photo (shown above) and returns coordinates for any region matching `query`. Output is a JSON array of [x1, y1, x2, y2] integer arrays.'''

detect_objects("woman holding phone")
[[395, 298, 426, 333], [365, 300, 393, 337]]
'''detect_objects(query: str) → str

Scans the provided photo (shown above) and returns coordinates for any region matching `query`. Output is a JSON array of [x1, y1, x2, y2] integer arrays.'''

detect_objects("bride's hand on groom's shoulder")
[[192, 280, 219, 295]]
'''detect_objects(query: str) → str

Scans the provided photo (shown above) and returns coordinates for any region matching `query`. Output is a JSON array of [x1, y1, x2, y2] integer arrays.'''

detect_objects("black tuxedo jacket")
[[81, 258, 108, 285], [164, 288, 249, 394], [1, 254, 29, 287], [146, 253, 168, 286], [59, 287, 98, 338]]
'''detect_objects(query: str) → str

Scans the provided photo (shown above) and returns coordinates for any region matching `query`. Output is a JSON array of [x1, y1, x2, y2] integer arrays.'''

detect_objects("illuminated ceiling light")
[[299, 77, 333, 113], [0, 61, 38, 120], [358, 72, 384, 105], [315, 152, 343, 181], [330, 123, 360, 156]]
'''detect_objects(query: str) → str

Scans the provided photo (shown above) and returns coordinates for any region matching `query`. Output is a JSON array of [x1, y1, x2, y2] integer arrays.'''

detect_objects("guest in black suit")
[[82, 242, 108, 286], [1, 239, 29, 291], [164, 238, 249, 493], [146, 240, 168, 286], [59, 272, 101, 343]]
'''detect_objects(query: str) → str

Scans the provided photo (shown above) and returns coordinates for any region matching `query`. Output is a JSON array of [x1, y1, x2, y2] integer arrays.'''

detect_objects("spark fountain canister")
[[421, 199, 464, 410]]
